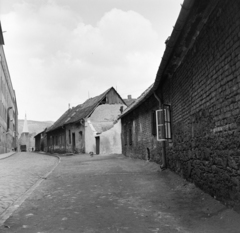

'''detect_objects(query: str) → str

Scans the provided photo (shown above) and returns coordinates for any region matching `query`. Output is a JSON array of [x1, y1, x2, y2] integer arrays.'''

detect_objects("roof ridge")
[[47, 87, 116, 132]]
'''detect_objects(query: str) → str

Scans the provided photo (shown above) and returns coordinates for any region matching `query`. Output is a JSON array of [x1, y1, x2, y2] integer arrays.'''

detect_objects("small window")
[[79, 131, 83, 140], [156, 104, 172, 141], [101, 97, 106, 104], [7, 112, 10, 130]]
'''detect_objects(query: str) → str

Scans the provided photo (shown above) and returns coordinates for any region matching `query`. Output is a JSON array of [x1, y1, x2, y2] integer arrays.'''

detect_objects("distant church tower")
[[19, 114, 30, 152], [22, 114, 29, 133]]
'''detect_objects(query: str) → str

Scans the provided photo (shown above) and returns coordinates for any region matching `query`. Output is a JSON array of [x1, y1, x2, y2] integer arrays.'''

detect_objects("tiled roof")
[[34, 128, 48, 138], [119, 84, 154, 118], [47, 87, 116, 132]]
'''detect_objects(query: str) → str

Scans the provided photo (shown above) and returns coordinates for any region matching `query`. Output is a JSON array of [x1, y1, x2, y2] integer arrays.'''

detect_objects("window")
[[156, 104, 172, 141], [69, 130, 71, 144], [79, 131, 83, 140], [164, 105, 172, 139], [7, 112, 10, 131]]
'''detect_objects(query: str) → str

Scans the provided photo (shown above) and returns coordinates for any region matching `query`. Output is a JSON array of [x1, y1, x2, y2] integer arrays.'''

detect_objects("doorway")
[[96, 136, 100, 154], [72, 133, 76, 152]]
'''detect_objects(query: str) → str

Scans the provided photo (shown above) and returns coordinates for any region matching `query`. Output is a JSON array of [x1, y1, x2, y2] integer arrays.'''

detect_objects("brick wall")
[[158, 0, 240, 206], [122, 95, 163, 164]]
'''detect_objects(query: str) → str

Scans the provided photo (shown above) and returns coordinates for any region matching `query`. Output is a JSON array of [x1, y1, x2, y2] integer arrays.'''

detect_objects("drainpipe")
[[154, 92, 167, 169]]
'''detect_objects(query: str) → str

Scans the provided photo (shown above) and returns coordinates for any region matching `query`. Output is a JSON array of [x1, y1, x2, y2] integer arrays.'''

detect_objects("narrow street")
[[1, 153, 240, 233]]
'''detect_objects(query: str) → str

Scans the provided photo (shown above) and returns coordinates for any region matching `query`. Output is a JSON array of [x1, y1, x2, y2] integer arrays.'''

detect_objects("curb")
[[0, 152, 17, 161], [0, 154, 61, 226]]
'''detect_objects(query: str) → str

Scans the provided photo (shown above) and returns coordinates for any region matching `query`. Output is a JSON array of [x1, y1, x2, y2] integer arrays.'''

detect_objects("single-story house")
[[119, 84, 164, 163], [47, 87, 127, 155]]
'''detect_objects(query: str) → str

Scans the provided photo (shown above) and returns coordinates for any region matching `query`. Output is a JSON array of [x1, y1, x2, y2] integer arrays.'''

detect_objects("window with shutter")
[[164, 105, 172, 139], [156, 104, 172, 141]]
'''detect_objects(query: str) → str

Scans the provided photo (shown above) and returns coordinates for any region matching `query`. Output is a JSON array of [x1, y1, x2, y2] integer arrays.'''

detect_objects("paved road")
[[1, 154, 240, 233], [0, 152, 58, 218]]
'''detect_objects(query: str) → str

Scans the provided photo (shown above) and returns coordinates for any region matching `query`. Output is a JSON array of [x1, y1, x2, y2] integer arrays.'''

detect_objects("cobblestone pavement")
[[1, 154, 240, 233], [0, 152, 58, 217]]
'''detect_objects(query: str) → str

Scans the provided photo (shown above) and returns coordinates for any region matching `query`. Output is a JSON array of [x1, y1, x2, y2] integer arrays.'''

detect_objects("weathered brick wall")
[[122, 95, 163, 164], [159, 0, 240, 206]]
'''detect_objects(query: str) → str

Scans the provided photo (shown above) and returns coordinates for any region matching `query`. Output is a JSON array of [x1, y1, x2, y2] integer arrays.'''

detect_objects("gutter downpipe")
[[154, 91, 167, 169]]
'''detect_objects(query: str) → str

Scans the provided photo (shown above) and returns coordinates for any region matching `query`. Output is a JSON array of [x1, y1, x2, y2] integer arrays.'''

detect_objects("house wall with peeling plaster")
[[99, 119, 122, 155], [85, 104, 126, 154]]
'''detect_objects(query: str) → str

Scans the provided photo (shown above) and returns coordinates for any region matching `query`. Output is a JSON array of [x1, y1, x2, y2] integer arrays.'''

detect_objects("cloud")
[[2, 2, 162, 121]]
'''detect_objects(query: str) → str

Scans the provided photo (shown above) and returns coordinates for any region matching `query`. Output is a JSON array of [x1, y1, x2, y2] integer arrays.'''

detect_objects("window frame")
[[156, 104, 172, 141], [79, 131, 83, 140]]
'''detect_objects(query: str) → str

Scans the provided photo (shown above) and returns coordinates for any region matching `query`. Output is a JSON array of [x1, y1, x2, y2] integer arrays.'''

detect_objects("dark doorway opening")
[[72, 133, 76, 152], [96, 136, 100, 155], [147, 148, 151, 161]]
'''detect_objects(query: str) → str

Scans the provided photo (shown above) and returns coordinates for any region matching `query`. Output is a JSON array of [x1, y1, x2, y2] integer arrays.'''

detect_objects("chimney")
[[68, 103, 70, 110], [127, 95, 132, 100]]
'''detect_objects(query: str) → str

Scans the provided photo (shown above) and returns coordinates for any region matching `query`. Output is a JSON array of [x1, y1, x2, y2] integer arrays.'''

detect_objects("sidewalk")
[[0, 151, 16, 160], [0, 152, 59, 226]]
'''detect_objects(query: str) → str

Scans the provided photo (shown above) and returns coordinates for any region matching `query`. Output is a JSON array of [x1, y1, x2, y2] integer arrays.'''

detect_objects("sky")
[[0, 0, 183, 121]]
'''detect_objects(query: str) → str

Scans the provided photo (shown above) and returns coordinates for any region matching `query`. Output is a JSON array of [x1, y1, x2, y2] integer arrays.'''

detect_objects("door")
[[96, 136, 100, 154], [72, 133, 76, 152]]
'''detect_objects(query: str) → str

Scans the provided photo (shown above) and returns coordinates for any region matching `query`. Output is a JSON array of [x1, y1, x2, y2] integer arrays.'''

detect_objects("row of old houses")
[[0, 22, 18, 153], [35, 87, 128, 155], [35, 0, 240, 207]]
